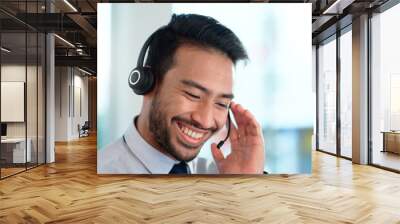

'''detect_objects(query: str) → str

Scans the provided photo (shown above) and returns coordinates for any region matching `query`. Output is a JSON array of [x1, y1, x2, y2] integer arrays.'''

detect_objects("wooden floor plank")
[[0, 134, 400, 223]]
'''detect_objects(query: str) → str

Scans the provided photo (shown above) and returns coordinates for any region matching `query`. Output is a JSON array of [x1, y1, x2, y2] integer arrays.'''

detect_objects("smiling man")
[[98, 14, 265, 174]]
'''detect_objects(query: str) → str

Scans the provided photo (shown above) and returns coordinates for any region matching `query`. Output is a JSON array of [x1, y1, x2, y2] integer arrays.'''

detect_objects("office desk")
[[381, 131, 400, 154], [1, 138, 31, 163]]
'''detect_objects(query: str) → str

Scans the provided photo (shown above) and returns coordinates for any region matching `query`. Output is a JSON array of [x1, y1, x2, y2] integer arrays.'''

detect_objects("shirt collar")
[[123, 117, 193, 174]]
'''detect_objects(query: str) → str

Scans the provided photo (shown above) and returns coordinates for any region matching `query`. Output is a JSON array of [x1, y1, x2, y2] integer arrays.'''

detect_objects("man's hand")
[[211, 102, 265, 174]]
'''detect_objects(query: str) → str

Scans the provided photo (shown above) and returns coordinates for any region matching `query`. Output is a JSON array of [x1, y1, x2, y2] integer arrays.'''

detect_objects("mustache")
[[172, 116, 218, 133]]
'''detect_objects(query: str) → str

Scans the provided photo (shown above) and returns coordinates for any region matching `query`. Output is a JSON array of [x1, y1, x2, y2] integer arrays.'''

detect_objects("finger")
[[211, 143, 225, 163], [236, 107, 261, 137], [246, 125, 260, 137], [243, 110, 262, 136], [242, 112, 265, 146]]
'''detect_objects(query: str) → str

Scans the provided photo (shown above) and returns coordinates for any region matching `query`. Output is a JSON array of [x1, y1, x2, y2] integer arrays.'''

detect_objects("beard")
[[148, 94, 210, 162]]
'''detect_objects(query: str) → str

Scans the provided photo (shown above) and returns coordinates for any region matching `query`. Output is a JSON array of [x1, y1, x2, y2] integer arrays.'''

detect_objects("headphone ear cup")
[[128, 67, 155, 95]]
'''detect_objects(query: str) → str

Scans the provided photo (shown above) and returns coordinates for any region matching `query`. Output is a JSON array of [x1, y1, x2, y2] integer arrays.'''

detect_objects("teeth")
[[179, 124, 204, 140]]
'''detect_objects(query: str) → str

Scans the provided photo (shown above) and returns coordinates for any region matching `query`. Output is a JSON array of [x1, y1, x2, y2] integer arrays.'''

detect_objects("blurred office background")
[[97, 3, 313, 174]]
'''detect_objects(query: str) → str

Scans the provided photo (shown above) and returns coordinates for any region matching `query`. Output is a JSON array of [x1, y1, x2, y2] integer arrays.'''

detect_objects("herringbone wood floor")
[[1, 134, 400, 224]]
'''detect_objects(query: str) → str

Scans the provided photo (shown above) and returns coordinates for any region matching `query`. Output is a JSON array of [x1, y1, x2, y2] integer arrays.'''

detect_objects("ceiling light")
[[78, 67, 92, 76], [1, 47, 11, 53], [322, 0, 355, 15], [63, 0, 78, 12], [54, 34, 75, 48]]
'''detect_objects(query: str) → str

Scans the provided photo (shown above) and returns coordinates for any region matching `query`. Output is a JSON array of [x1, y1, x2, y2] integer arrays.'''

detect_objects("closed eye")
[[184, 91, 200, 99], [216, 102, 229, 109]]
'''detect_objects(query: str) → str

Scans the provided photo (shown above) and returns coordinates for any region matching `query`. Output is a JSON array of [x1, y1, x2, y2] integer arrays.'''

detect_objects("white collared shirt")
[[97, 118, 220, 174]]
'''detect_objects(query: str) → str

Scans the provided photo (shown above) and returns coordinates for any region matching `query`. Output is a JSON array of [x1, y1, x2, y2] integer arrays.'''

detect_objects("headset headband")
[[136, 26, 167, 68]]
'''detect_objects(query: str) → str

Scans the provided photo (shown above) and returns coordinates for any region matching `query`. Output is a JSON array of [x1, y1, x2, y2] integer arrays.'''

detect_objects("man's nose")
[[191, 102, 216, 130]]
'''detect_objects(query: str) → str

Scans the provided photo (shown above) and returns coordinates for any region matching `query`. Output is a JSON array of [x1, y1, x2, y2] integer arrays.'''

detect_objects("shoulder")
[[97, 138, 148, 174], [97, 138, 125, 173], [98, 138, 125, 161]]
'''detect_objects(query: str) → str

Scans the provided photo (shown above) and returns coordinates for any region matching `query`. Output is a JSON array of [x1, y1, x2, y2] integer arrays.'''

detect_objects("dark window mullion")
[[36, 0, 39, 167], [25, 0, 28, 171], [367, 11, 373, 165], [0, 26, 2, 179], [336, 30, 341, 157], [316, 45, 320, 151]]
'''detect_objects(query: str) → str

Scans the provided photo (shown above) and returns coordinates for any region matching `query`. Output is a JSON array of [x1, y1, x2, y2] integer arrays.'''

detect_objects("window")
[[340, 29, 352, 158], [317, 37, 337, 155], [371, 3, 400, 171]]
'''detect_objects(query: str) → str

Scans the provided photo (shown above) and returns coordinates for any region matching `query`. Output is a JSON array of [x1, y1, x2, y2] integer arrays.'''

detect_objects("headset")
[[128, 28, 163, 95], [217, 111, 231, 149], [128, 28, 232, 149]]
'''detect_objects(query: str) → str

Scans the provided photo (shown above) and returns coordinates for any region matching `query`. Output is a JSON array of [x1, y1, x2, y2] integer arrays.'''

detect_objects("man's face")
[[149, 44, 234, 162]]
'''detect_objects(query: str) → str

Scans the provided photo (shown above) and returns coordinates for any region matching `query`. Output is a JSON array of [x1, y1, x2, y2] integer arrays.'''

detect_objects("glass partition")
[[1, 30, 28, 177], [0, 1, 46, 179]]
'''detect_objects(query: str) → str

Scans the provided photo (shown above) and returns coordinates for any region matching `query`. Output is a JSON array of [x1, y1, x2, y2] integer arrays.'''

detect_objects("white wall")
[[55, 67, 89, 141], [1, 65, 26, 132], [1, 65, 40, 138], [72, 73, 89, 138], [55, 66, 68, 141]]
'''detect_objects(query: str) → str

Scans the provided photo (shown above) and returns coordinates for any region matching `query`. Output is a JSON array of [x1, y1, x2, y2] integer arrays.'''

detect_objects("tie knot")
[[169, 161, 189, 174]]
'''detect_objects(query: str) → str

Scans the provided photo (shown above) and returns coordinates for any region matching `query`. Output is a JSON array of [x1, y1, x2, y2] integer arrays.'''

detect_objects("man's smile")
[[174, 120, 210, 147]]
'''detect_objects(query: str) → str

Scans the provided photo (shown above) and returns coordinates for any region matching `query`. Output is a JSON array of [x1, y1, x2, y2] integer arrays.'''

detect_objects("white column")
[[46, 33, 55, 163], [45, 0, 55, 163], [352, 14, 369, 164]]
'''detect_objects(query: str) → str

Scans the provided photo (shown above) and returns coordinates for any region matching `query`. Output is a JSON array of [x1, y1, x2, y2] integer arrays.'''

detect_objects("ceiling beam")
[[67, 13, 97, 46], [55, 55, 96, 70], [312, 15, 335, 33]]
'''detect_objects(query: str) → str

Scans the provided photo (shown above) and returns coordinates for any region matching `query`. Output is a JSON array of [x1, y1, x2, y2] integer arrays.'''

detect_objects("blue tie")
[[169, 161, 189, 174]]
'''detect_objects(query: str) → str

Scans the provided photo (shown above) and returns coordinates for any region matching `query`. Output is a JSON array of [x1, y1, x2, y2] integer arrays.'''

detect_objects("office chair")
[[79, 121, 90, 138]]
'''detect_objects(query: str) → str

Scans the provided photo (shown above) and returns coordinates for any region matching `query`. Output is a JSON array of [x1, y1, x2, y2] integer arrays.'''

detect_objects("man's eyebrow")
[[221, 93, 234, 100], [181, 80, 209, 93], [180, 79, 234, 99]]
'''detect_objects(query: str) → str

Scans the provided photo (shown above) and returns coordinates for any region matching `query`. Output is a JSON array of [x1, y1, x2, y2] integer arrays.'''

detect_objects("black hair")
[[145, 13, 248, 83]]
